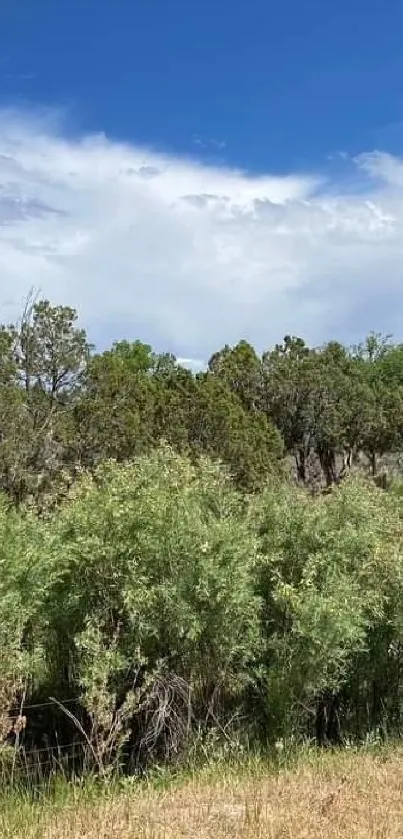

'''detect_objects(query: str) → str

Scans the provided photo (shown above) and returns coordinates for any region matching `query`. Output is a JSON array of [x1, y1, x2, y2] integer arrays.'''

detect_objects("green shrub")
[[252, 476, 403, 740], [41, 445, 260, 767], [0, 496, 49, 737]]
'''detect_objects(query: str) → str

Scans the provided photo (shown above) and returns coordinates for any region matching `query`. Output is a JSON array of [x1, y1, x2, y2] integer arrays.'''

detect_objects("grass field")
[[2, 746, 403, 839]]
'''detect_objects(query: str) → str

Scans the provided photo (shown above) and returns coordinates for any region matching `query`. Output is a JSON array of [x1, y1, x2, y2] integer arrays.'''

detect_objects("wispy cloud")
[[191, 135, 226, 152], [0, 108, 402, 358]]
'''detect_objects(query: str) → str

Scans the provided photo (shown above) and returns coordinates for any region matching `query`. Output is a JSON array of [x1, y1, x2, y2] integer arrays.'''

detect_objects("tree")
[[75, 344, 156, 466], [208, 340, 262, 412], [0, 300, 91, 506], [0, 327, 16, 386], [152, 362, 195, 451], [307, 344, 360, 486], [261, 337, 315, 484], [13, 299, 91, 399], [350, 335, 403, 475], [189, 374, 283, 492]]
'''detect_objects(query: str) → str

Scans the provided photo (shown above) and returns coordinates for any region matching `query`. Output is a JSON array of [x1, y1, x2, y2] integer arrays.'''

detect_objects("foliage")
[[252, 476, 403, 739], [2, 297, 403, 772], [0, 497, 50, 737], [39, 446, 260, 764]]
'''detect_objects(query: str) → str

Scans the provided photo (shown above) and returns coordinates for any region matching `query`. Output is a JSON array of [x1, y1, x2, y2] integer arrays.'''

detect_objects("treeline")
[[1, 299, 403, 508], [2, 299, 403, 775]]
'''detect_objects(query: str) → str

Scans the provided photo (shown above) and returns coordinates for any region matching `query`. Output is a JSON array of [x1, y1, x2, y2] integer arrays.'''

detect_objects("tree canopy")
[[2, 299, 403, 507]]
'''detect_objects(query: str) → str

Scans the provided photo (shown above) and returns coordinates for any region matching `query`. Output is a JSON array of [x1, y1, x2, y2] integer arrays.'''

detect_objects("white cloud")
[[0, 108, 403, 360], [177, 357, 205, 372]]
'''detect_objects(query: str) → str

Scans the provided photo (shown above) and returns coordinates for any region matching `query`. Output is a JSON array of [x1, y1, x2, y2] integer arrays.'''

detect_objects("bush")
[[252, 476, 403, 741], [40, 445, 260, 767], [0, 496, 49, 739], [4, 451, 403, 773]]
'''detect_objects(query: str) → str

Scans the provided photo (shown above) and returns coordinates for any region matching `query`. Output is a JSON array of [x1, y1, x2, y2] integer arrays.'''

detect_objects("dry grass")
[[2, 748, 403, 838]]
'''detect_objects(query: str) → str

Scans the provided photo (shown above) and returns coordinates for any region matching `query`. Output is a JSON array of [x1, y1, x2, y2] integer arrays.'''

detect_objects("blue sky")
[[0, 0, 403, 360], [2, 0, 403, 171]]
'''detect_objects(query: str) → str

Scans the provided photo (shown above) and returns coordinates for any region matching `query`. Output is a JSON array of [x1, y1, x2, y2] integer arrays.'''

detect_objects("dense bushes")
[[4, 298, 403, 777], [252, 479, 403, 741], [41, 447, 260, 765], [0, 498, 51, 739], [1, 447, 260, 769], [3, 446, 403, 772]]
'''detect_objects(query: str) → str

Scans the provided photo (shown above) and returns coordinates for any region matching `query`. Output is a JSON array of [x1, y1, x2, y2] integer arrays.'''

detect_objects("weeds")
[[1, 746, 403, 838]]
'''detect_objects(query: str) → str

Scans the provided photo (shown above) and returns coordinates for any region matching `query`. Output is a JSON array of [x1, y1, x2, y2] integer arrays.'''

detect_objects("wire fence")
[[2, 696, 93, 783], [9, 696, 81, 714], [12, 740, 88, 757]]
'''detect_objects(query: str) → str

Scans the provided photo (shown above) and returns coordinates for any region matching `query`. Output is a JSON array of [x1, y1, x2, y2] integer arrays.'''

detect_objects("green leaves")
[[16, 299, 91, 397], [0, 300, 92, 506], [4, 296, 403, 758], [189, 373, 283, 492], [40, 447, 260, 726], [0, 498, 51, 735], [251, 475, 403, 736], [2, 446, 403, 758]]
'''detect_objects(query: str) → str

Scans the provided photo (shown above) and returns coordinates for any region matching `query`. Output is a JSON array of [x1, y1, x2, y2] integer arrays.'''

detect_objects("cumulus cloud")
[[0, 108, 402, 360]]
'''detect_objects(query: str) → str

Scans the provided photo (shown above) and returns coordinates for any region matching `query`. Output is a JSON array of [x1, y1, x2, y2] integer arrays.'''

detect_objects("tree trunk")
[[369, 450, 377, 476], [295, 448, 307, 484], [318, 447, 337, 487]]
